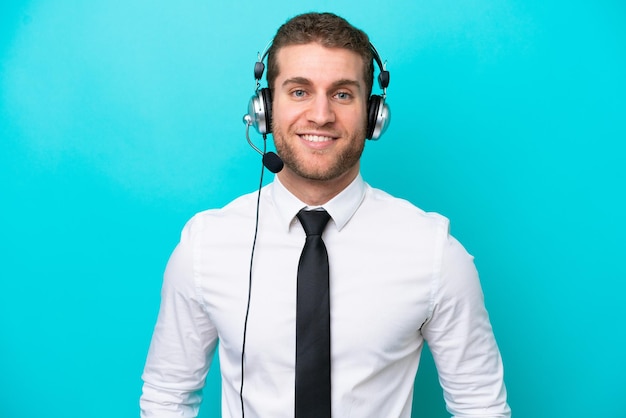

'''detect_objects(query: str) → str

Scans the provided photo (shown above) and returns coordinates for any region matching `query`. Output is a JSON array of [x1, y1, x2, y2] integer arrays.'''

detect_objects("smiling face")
[[271, 43, 369, 202]]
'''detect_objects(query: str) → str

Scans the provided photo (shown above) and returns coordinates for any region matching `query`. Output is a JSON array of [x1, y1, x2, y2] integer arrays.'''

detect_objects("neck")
[[277, 165, 359, 206]]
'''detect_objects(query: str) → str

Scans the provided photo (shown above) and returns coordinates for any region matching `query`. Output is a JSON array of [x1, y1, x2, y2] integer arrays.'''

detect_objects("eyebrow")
[[282, 77, 362, 91]]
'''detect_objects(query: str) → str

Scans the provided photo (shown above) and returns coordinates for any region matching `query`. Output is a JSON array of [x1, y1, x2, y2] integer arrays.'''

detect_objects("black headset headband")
[[254, 42, 389, 92]]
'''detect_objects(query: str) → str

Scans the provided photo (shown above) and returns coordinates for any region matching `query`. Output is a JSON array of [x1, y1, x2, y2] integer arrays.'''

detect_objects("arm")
[[421, 234, 511, 418], [140, 220, 218, 418]]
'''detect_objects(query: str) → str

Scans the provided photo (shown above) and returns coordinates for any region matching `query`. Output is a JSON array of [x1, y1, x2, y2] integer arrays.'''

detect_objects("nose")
[[306, 95, 335, 126]]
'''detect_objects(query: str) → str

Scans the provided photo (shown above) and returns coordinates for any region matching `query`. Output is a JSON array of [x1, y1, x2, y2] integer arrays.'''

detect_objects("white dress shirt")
[[140, 174, 510, 418]]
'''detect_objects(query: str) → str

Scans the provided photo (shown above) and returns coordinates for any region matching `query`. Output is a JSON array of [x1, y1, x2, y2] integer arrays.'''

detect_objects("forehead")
[[274, 43, 366, 85]]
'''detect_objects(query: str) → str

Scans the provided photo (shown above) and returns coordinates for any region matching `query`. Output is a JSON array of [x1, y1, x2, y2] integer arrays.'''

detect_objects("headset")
[[246, 41, 391, 140]]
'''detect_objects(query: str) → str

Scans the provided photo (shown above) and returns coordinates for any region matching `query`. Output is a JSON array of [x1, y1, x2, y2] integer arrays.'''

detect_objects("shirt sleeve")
[[140, 219, 219, 418], [421, 233, 511, 418]]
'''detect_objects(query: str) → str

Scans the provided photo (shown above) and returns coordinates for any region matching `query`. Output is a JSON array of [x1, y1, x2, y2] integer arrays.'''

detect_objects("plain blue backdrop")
[[1, 1, 625, 417]]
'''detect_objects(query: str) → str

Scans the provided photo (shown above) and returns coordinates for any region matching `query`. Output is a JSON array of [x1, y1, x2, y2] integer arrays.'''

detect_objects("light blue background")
[[1, 1, 625, 417]]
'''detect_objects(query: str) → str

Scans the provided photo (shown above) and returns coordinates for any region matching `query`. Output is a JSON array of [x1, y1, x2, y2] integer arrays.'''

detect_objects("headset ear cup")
[[367, 95, 381, 140], [261, 88, 272, 134], [366, 94, 390, 140], [247, 88, 273, 135]]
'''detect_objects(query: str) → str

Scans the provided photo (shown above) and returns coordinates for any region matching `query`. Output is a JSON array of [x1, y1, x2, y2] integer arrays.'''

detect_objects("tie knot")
[[297, 209, 331, 237]]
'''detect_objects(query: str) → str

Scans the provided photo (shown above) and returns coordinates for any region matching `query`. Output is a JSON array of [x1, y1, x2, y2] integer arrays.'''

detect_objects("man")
[[140, 12, 510, 418]]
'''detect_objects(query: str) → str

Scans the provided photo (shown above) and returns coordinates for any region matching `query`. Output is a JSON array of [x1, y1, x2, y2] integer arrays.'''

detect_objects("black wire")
[[239, 134, 268, 418]]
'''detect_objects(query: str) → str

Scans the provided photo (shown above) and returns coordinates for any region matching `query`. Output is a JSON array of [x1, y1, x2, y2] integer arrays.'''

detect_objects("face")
[[271, 43, 368, 186]]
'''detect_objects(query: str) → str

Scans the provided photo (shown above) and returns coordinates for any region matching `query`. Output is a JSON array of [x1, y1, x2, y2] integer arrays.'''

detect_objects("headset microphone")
[[243, 115, 284, 173], [262, 152, 283, 174]]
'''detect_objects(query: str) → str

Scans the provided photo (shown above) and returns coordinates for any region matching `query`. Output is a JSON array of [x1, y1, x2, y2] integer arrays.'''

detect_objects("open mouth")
[[299, 134, 336, 143]]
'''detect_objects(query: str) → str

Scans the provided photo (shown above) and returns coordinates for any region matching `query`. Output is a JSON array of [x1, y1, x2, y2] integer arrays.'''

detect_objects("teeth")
[[301, 134, 333, 142]]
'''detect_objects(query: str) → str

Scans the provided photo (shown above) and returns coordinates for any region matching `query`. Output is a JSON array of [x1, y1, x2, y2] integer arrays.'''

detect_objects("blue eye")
[[335, 92, 352, 100], [292, 89, 306, 98]]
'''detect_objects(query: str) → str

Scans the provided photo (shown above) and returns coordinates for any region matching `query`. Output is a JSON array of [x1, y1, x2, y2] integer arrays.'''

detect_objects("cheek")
[[340, 106, 368, 130], [272, 108, 293, 124], [271, 97, 299, 125]]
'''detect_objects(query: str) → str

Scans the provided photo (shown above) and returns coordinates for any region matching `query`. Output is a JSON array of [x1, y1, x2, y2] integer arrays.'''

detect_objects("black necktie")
[[295, 209, 332, 418]]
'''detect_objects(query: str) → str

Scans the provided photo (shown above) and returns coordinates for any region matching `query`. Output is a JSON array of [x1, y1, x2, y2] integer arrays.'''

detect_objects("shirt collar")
[[271, 174, 366, 232]]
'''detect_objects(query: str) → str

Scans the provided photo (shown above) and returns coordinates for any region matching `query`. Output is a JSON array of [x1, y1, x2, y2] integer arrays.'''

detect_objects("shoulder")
[[180, 188, 265, 242], [362, 183, 450, 235]]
